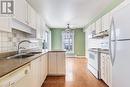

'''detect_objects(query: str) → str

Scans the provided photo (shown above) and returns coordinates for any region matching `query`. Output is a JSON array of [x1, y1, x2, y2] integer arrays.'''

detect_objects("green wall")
[[74, 29, 85, 56], [51, 28, 85, 56], [51, 29, 63, 50]]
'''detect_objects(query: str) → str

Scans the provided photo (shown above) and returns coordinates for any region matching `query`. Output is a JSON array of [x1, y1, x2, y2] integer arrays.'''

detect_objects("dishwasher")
[[0, 64, 32, 87]]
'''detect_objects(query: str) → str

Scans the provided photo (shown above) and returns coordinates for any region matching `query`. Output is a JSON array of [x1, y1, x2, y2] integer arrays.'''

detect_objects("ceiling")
[[28, 0, 122, 28]]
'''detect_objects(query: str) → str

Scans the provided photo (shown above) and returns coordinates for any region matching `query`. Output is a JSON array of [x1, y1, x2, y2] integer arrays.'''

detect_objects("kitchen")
[[0, 0, 130, 87]]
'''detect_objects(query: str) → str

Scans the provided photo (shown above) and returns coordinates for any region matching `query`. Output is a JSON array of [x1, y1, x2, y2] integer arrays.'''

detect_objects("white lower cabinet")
[[40, 53, 48, 86], [0, 64, 32, 87], [101, 53, 112, 87], [31, 58, 41, 87], [0, 52, 65, 87], [57, 52, 65, 75], [48, 52, 57, 75], [48, 51, 66, 76], [31, 54, 48, 87]]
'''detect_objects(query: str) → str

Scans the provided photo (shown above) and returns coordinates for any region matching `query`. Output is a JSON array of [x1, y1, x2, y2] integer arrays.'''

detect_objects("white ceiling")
[[29, 0, 115, 28]]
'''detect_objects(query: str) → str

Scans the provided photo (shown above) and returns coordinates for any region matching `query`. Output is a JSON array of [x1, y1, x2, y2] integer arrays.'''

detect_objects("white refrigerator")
[[110, 3, 130, 87]]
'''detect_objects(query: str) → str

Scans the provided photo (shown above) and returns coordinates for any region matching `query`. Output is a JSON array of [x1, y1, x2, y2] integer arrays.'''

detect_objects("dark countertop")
[[0, 52, 47, 78]]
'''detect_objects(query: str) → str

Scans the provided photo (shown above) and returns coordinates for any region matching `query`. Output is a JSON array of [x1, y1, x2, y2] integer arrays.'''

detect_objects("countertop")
[[88, 48, 109, 54], [0, 51, 47, 78]]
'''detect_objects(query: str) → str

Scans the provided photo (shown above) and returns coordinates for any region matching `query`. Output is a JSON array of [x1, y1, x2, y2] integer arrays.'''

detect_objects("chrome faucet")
[[17, 40, 31, 54]]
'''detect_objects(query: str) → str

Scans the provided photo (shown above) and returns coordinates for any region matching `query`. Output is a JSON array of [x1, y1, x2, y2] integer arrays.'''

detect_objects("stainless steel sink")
[[5, 52, 42, 59], [28, 52, 42, 55], [6, 53, 34, 59]]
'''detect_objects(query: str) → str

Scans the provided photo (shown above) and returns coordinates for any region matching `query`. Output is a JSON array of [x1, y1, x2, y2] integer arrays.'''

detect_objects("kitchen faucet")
[[17, 40, 31, 54]]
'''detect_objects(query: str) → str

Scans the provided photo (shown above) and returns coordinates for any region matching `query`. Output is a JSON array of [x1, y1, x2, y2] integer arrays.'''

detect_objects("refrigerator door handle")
[[113, 18, 117, 65], [109, 18, 113, 65], [109, 17, 117, 65]]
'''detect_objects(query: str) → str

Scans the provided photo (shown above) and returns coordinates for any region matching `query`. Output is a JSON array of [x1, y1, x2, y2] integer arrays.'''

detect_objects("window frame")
[[62, 30, 74, 53]]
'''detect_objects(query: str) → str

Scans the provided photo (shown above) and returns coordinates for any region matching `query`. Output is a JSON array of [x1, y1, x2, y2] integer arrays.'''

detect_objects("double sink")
[[6, 52, 41, 59]]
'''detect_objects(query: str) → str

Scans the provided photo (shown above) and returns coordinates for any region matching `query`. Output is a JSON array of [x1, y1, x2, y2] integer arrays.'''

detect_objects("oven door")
[[88, 50, 99, 79], [88, 51, 98, 70]]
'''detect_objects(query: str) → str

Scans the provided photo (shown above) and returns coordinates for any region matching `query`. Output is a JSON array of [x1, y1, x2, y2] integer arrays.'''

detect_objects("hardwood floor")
[[42, 58, 108, 87]]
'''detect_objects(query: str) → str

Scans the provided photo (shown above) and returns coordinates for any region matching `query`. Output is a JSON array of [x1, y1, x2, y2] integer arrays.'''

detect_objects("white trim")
[[67, 55, 86, 58]]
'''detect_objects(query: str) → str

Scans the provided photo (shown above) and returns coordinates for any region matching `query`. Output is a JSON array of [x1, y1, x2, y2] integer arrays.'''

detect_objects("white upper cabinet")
[[0, 17, 11, 32], [27, 4, 37, 29], [14, 0, 37, 29], [91, 23, 96, 31], [0, 0, 38, 32], [14, 0, 27, 24], [102, 13, 112, 31], [36, 14, 43, 39], [96, 18, 102, 34]]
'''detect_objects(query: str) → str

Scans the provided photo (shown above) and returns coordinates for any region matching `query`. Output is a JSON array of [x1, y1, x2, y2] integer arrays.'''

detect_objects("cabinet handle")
[[25, 69, 29, 74], [10, 82, 15, 86]]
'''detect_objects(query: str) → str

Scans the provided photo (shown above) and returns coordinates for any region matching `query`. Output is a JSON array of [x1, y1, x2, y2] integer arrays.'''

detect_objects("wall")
[[85, 0, 124, 28], [51, 29, 63, 50], [51, 28, 85, 56], [74, 29, 85, 56], [0, 29, 32, 52]]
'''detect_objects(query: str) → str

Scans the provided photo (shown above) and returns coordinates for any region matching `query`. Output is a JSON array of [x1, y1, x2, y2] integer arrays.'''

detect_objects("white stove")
[[88, 48, 109, 79], [88, 48, 101, 79]]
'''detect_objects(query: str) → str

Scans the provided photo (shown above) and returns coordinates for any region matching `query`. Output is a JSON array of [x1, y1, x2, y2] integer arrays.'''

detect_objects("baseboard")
[[67, 55, 86, 58]]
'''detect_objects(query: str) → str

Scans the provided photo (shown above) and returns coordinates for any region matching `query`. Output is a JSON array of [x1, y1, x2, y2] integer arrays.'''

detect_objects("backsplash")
[[0, 29, 30, 52], [88, 37, 109, 49]]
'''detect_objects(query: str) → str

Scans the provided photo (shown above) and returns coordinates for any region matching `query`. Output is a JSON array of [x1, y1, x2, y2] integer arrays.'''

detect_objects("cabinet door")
[[91, 23, 96, 31], [10, 65, 32, 87], [101, 53, 107, 83], [40, 56, 44, 86], [48, 52, 57, 75], [31, 58, 41, 87], [44, 53, 48, 77], [0, 17, 11, 32], [101, 53, 112, 87], [96, 18, 102, 34], [40, 54, 48, 85], [28, 4, 36, 29], [106, 55, 112, 87], [57, 52, 65, 75], [36, 14, 43, 39], [14, 0, 27, 24], [102, 13, 112, 31]]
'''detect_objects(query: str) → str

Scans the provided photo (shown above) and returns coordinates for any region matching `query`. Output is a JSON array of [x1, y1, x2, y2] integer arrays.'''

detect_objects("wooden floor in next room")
[[42, 58, 108, 87]]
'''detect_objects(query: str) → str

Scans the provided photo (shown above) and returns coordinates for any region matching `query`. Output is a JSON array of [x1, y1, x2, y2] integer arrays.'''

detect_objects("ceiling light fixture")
[[65, 24, 71, 32]]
